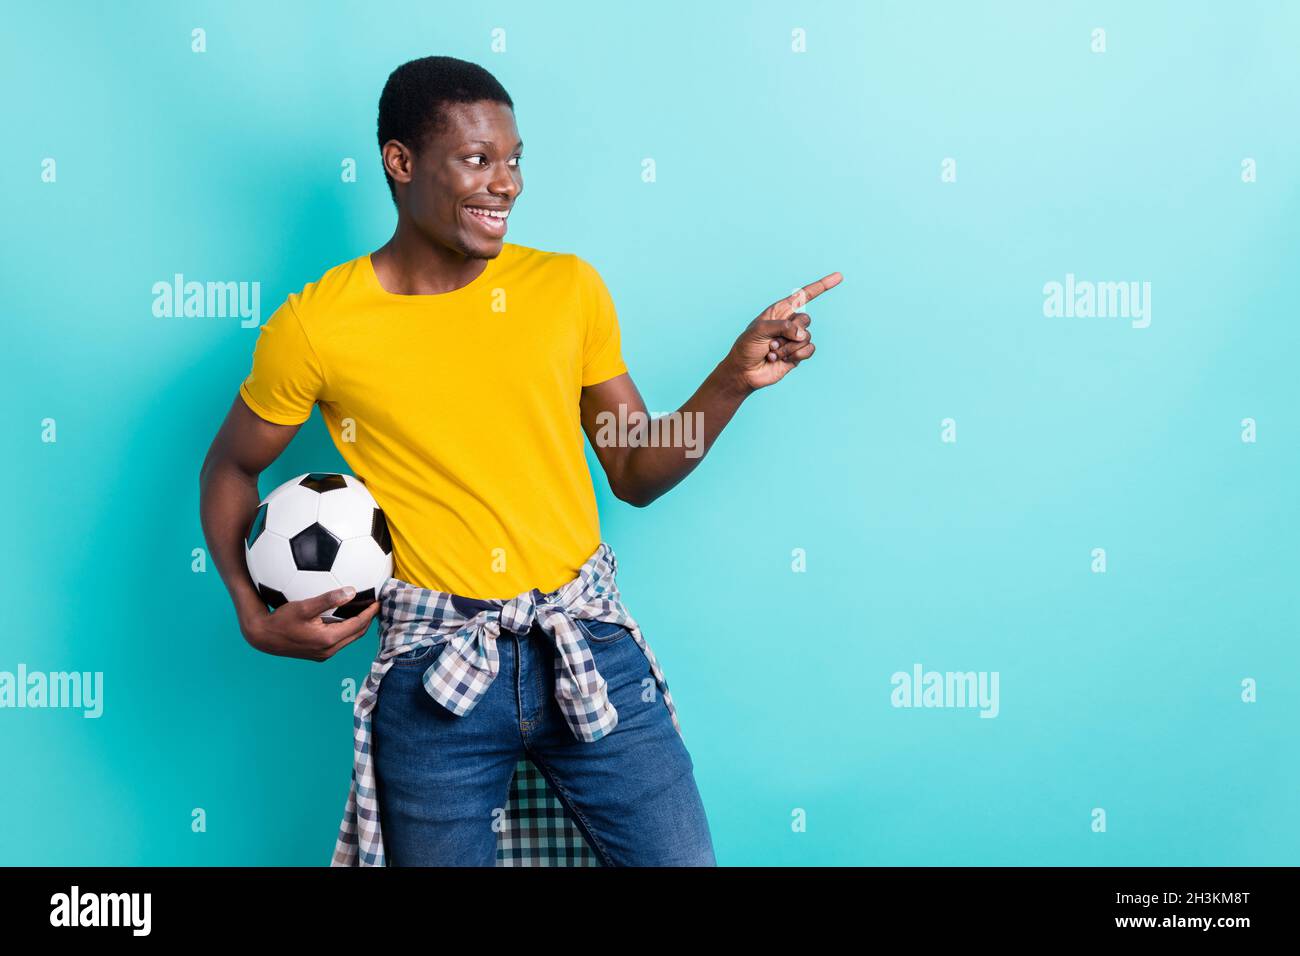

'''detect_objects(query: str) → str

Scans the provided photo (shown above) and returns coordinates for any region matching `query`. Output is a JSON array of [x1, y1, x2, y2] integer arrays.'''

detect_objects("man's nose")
[[490, 168, 520, 197]]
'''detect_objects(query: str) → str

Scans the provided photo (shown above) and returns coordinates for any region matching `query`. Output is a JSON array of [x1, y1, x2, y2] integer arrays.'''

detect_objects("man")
[[198, 55, 840, 866]]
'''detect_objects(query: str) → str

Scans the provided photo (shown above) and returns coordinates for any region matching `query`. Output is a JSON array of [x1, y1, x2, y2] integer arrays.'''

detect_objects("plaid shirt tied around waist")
[[331, 540, 684, 867]]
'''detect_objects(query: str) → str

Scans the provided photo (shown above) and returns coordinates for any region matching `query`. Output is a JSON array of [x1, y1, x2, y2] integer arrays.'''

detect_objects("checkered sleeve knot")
[[425, 579, 620, 742]]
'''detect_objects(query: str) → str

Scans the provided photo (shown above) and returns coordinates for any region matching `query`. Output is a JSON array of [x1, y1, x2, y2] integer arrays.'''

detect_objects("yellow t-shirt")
[[238, 242, 628, 598]]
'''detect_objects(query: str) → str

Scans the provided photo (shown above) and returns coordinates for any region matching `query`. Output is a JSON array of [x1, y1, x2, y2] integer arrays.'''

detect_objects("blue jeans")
[[371, 595, 717, 866]]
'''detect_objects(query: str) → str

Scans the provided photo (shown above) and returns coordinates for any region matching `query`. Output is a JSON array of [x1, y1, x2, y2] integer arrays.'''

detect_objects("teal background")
[[2, 0, 1297, 865]]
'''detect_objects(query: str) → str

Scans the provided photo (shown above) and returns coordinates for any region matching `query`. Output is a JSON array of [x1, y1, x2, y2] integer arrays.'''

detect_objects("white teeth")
[[467, 207, 507, 219]]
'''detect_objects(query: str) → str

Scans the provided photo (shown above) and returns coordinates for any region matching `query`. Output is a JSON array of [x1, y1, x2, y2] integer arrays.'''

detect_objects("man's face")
[[386, 99, 523, 259]]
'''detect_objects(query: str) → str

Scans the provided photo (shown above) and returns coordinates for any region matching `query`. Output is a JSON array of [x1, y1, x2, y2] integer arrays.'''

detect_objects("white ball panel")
[[247, 532, 296, 592], [342, 475, 379, 507], [265, 484, 321, 538], [264, 472, 311, 502], [332, 536, 394, 593], [280, 569, 343, 605], [317, 488, 378, 540]]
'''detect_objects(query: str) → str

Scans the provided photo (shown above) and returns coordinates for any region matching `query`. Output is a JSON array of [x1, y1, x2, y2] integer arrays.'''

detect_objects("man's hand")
[[721, 271, 843, 393], [241, 586, 379, 662]]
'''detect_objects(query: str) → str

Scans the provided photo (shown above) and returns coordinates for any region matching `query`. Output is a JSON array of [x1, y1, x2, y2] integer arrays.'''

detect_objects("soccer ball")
[[245, 472, 393, 622]]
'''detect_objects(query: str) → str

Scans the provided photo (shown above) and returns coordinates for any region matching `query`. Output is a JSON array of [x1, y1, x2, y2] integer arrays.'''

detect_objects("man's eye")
[[466, 154, 521, 168]]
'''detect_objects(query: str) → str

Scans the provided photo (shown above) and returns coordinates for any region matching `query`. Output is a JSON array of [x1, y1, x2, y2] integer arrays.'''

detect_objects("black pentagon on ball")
[[246, 502, 269, 548], [299, 472, 347, 493], [331, 587, 376, 620], [290, 523, 342, 571], [371, 508, 392, 555], [258, 584, 288, 610]]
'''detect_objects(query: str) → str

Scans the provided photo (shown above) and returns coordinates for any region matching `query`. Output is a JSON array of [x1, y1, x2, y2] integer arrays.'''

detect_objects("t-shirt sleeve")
[[238, 296, 325, 425], [575, 256, 628, 387]]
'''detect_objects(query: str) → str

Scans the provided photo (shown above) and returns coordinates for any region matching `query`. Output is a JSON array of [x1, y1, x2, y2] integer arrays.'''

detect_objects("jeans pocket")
[[575, 617, 631, 645], [389, 639, 446, 666]]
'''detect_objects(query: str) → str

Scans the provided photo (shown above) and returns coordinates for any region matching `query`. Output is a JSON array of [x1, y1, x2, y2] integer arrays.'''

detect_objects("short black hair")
[[376, 55, 514, 205]]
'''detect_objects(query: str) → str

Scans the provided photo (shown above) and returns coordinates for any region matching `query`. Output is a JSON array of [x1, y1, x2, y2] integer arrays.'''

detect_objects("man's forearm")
[[198, 460, 269, 633], [613, 360, 752, 507]]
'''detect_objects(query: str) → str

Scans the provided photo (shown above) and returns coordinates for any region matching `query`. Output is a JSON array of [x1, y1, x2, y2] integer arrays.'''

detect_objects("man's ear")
[[382, 140, 414, 187]]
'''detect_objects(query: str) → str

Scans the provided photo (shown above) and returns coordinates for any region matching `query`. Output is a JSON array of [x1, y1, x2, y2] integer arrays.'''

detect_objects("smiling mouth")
[[463, 205, 509, 236]]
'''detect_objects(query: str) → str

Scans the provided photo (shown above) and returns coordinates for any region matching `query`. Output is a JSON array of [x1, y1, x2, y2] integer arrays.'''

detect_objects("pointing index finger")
[[780, 272, 843, 316]]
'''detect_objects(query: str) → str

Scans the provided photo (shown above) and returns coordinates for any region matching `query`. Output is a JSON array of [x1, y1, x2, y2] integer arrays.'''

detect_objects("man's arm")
[[581, 272, 842, 508], [199, 395, 377, 659]]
